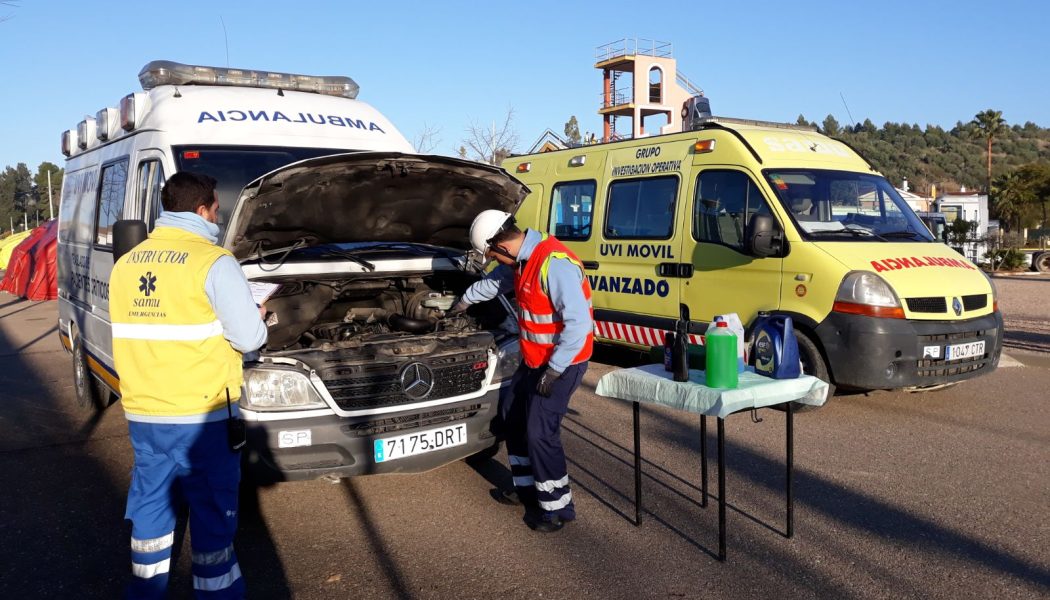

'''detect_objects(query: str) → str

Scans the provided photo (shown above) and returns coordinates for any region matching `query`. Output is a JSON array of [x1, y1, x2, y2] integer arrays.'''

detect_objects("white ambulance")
[[57, 60, 524, 481]]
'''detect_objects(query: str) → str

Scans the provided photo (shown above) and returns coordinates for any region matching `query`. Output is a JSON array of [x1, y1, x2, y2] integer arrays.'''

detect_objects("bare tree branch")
[[462, 108, 519, 165], [412, 122, 442, 154]]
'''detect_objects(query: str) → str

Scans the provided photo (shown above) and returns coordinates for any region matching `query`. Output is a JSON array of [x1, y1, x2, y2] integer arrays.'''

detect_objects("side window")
[[94, 158, 129, 247], [694, 170, 771, 250], [137, 160, 166, 229], [549, 180, 595, 240], [604, 176, 678, 239]]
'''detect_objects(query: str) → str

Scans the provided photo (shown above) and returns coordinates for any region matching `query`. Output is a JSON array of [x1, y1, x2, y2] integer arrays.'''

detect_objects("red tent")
[[0, 220, 58, 300]]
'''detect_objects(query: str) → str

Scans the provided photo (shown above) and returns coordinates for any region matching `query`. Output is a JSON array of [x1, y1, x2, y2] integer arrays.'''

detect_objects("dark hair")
[[161, 172, 218, 213], [488, 217, 521, 247]]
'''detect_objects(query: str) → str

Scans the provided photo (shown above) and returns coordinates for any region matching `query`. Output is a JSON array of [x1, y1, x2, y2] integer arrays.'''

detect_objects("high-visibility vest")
[[109, 227, 243, 418], [515, 234, 594, 369]]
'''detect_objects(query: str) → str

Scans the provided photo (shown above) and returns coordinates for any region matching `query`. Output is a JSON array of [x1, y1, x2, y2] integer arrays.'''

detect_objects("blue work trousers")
[[501, 361, 587, 520], [125, 418, 244, 599]]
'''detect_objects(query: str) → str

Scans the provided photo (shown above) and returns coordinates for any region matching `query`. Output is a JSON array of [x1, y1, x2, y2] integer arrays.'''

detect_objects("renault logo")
[[400, 362, 435, 400], [952, 297, 963, 317]]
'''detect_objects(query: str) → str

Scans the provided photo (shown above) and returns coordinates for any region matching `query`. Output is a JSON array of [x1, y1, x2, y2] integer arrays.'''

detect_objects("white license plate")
[[945, 340, 985, 361], [374, 423, 468, 463], [278, 429, 312, 448]]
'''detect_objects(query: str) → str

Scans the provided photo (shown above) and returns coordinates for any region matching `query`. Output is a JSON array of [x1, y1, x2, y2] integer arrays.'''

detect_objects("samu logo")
[[138, 272, 157, 296]]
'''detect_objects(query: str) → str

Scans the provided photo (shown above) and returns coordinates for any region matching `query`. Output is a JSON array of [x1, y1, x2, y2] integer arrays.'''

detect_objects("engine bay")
[[261, 271, 511, 352]]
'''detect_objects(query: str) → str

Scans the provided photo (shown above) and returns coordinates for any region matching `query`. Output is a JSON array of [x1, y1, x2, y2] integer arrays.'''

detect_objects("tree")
[[822, 115, 840, 137], [970, 109, 1007, 194], [462, 108, 519, 165], [411, 123, 441, 154], [563, 116, 581, 146], [992, 170, 1032, 232], [33, 162, 63, 220]]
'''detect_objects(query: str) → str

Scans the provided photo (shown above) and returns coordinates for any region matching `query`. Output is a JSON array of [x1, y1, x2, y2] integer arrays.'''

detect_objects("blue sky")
[[1, 0, 1048, 170]]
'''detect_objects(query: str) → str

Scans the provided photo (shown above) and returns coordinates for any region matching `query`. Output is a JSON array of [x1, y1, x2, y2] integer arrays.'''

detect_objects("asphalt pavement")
[[0, 290, 1047, 599]]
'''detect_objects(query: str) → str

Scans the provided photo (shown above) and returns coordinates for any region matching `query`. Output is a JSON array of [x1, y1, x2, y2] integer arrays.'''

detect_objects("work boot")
[[527, 513, 565, 533], [489, 488, 523, 506]]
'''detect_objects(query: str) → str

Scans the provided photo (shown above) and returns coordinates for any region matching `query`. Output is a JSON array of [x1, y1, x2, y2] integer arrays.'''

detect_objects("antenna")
[[839, 92, 856, 129], [220, 16, 230, 67]]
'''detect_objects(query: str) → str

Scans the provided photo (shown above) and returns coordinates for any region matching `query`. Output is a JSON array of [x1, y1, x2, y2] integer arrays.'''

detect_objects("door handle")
[[582, 261, 600, 270], [657, 263, 693, 278]]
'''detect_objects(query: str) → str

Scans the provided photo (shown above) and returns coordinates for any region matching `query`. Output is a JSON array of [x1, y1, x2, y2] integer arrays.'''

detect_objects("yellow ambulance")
[[503, 118, 1003, 396]]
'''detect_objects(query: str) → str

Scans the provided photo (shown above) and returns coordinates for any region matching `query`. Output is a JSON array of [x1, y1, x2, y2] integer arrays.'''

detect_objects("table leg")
[[700, 415, 708, 508], [786, 401, 794, 539], [717, 417, 726, 562], [633, 401, 642, 527]]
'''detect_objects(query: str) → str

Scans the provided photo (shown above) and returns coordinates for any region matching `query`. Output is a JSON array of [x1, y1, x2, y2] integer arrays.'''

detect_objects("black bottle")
[[673, 303, 690, 382], [663, 332, 675, 371]]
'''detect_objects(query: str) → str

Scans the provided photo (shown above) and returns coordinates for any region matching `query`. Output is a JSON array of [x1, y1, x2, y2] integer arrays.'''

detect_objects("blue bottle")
[[752, 313, 801, 379]]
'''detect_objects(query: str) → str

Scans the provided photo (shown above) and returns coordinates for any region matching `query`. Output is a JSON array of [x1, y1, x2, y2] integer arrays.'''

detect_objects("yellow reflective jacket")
[[109, 227, 243, 419]]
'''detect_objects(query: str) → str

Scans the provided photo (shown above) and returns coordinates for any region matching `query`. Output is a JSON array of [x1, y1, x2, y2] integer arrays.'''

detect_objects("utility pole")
[[47, 169, 54, 219], [23, 212, 28, 231]]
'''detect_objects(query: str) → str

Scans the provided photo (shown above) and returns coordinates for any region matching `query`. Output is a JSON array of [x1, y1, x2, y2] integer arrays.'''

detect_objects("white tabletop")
[[595, 364, 829, 419]]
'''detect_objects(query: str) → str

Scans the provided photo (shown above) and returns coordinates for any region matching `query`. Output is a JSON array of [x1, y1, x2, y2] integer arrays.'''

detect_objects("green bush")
[[984, 247, 1027, 270]]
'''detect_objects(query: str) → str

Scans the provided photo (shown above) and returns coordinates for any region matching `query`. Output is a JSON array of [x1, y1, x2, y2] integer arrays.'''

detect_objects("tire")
[[793, 328, 835, 411], [72, 331, 111, 410], [1033, 252, 1050, 273]]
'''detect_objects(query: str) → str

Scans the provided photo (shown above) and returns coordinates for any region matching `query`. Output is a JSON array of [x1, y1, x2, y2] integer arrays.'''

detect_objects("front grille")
[[321, 350, 489, 412], [916, 354, 989, 377], [342, 404, 483, 437], [962, 294, 988, 311], [906, 297, 947, 313], [918, 329, 987, 343]]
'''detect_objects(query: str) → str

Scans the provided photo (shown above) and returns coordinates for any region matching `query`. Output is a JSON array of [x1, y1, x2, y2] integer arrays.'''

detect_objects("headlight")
[[243, 368, 327, 411], [494, 340, 521, 382], [832, 271, 904, 319], [980, 270, 999, 311]]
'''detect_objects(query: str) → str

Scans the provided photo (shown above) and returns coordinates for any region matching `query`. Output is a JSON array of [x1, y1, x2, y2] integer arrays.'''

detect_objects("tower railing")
[[596, 38, 673, 62]]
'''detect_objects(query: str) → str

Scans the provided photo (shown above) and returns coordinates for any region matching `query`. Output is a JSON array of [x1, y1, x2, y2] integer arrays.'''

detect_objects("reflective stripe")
[[192, 544, 234, 567], [508, 455, 531, 466], [539, 491, 573, 511], [193, 563, 242, 592], [534, 475, 569, 493], [132, 558, 171, 579], [131, 531, 174, 553], [513, 475, 535, 487], [112, 320, 224, 341], [521, 330, 557, 344], [519, 308, 562, 324]]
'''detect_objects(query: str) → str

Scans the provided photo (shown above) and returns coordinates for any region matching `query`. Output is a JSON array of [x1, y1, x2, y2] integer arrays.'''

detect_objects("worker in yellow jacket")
[[109, 172, 267, 599]]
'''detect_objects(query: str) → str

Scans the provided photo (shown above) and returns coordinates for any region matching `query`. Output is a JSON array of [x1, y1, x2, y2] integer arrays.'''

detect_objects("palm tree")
[[970, 109, 1007, 194]]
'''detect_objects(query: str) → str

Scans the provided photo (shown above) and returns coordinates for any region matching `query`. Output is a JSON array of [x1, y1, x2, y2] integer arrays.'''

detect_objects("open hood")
[[223, 152, 529, 259]]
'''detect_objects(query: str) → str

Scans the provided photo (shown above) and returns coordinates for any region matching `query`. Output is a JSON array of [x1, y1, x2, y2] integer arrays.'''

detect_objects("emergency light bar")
[[96, 107, 119, 141], [138, 60, 360, 99], [77, 118, 96, 150]]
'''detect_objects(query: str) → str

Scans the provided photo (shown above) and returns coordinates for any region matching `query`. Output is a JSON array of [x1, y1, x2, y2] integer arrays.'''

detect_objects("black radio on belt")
[[226, 388, 246, 452]]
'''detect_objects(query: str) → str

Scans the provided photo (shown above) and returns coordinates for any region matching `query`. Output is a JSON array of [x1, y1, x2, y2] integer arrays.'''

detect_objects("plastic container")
[[752, 313, 802, 379], [712, 313, 746, 372], [705, 321, 739, 389]]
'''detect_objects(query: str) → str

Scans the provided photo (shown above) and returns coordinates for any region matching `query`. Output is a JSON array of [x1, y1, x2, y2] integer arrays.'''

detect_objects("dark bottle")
[[673, 304, 690, 382]]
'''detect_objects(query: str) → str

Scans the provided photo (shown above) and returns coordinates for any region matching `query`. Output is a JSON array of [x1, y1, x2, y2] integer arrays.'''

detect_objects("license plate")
[[945, 340, 985, 361], [278, 429, 312, 448], [374, 424, 467, 463]]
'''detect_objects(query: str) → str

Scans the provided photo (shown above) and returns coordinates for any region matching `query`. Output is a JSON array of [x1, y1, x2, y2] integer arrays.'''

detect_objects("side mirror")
[[746, 214, 782, 258], [113, 219, 148, 261]]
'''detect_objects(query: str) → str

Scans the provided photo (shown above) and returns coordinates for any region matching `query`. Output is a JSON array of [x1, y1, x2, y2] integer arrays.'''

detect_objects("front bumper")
[[816, 310, 1004, 390], [242, 389, 502, 482]]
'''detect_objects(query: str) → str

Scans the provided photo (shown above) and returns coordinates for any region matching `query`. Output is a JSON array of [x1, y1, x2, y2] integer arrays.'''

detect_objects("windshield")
[[764, 169, 934, 242], [173, 145, 353, 231]]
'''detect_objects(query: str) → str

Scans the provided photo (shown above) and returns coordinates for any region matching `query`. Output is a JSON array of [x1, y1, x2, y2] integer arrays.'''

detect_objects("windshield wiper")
[[808, 226, 887, 241], [319, 248, 376, 272], [879, 230, 928, 240]]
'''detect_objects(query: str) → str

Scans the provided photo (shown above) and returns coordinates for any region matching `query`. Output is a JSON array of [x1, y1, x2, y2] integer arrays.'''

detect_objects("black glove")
[[536, 368, 563, 397]]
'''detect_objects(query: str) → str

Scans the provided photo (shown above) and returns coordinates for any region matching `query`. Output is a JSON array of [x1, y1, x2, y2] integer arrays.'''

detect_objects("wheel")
[[465, 440, 501, 466], [72, 331, 111, 410], [1033, 252, 1050, 273], [793, 328, 835, 410]]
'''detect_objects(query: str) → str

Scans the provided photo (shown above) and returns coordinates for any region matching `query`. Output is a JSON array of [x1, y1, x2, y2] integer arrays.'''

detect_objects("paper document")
[[249, 282, 281, 305]]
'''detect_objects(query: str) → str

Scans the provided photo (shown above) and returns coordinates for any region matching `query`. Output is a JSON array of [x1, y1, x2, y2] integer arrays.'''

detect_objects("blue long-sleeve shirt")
[[461, 229, 592, 373], [155, 212, 267, 354]]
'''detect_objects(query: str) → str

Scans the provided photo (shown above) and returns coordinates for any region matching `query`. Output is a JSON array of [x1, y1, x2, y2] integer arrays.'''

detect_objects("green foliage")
[[984, 247, 1027, 271], [0, 161, 62, 235], [946, 219, 978, 246], [821, 114, 840, 137], [563, 116, 581, 146]]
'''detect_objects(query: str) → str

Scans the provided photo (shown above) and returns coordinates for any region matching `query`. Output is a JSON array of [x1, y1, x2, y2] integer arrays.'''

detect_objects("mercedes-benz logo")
[[952, 297, 963, 317], [399, 362, 435, 400]]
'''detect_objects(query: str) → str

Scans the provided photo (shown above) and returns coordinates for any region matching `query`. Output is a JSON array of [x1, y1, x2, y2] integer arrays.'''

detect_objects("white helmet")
[[469, 209, 514, 255]]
